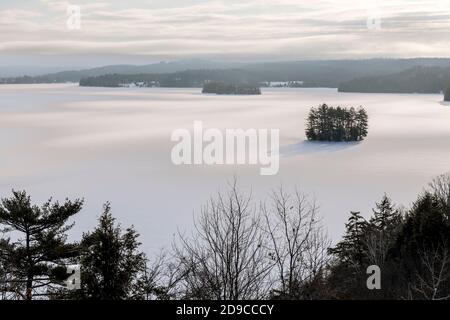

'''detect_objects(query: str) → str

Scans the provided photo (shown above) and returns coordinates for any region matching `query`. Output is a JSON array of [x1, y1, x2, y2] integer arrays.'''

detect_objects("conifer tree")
[[0, 190, 83, 300], [328, 211, 367, 266], [79, 203, 148, 300], [395, 192, 450, 257], [355, 107, 369, 140], [305, 104, 368, 142], [305, 107, 318, 140], [370, 194, 401, 231]]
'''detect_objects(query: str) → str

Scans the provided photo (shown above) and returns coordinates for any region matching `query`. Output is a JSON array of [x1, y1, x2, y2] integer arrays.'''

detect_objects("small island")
[[306, 104, 368, 142], [202, 81, 261, 95], [445, 88, 450, 101]]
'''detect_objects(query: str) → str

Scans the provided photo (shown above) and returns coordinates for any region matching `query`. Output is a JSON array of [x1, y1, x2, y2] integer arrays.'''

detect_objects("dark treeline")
[[5, 58, 450, 89], [79, 70, 263, 88], [327, 174, 450, 299], [445, 88, 450, 102], [339, 66, 450, 94], [1, 175, 450, 300], [202, 82, 261, 95], [306, 104, 368, 142]]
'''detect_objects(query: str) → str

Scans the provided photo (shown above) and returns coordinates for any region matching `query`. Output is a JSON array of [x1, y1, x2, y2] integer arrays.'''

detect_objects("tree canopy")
[[306, 104, 368, 142], [78, 203, 149, 300], [0, 190, 83, 299], [2, 175, 450, 300]]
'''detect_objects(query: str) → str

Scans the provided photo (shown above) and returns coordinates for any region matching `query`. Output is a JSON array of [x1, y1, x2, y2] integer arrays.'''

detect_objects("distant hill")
[[0, 60, 241, 84], [78, 59, 450, 89], [338, 66, 450, 94], [242, 58, 450, 87], [79, 69, 262, 88], [0, 66, 70, 77], [5, 58, 450, 88]]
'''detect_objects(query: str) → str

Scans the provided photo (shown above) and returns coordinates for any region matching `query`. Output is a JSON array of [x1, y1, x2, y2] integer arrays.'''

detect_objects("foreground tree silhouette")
[[325, 175, 450, 300], [429, 173, 450, 216], [263, 188, 330, 299], [392, 190, 450, 299], [364, 195, 402, 268], [0, 190, 83, 300], [0, 234, 22, 299], [78, 203, 149, 300], [326, 211, 371, 299], [173, 181, 272, 299]]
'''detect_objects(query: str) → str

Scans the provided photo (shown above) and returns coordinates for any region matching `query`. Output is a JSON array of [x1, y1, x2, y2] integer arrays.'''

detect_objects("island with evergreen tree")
[[202, 81, 261, 95], [445, 88, 450, 101], [306, 104, 368, 141]]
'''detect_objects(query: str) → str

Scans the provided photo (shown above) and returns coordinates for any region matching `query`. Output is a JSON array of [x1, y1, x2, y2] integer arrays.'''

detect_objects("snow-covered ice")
[[0, 84, 449, 253]]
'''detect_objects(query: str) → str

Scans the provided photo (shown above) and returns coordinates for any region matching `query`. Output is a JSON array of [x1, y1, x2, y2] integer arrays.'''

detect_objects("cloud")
[[1, 0, 450, 63]]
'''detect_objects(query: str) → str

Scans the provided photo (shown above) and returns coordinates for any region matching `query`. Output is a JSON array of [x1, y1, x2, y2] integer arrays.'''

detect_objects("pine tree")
[[395, 192, 450, 255], [305, 105, 368, 142], [328, 211, 367, 266], [361, 195, 402, 271], [370, 194, 401, 231], [305, 107, 318, 140], [390, 192, 450, 299], [317, 104, 330, 140], [355, 107, 369, 140], [326, 211, 370, 299], [0, 190, 83, 299], [0, 236, 21, 299], [79, 203, 148, 300]]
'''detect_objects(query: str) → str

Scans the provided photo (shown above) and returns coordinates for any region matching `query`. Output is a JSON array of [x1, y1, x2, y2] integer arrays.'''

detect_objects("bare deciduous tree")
[[411, 243, 450, 300], [263, 187, 330, 299], [363, 230, 391, 268], [172, 180, 272, 300], [429, 173, 450, 214]]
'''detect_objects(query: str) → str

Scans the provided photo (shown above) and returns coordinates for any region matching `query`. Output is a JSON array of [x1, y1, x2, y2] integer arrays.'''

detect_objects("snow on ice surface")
[[0, 84, 449, 254]]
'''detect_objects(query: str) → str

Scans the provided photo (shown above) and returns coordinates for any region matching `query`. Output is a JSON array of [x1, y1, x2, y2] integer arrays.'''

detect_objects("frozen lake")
[[1, 84, 449, 254]]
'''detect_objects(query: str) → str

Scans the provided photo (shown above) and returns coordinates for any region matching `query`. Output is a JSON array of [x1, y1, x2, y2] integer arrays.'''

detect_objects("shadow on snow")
[[279, 140, 361, 157]]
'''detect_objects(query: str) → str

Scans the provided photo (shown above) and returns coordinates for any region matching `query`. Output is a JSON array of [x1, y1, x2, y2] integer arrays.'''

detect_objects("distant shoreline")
[[1, 83, 448, 98]]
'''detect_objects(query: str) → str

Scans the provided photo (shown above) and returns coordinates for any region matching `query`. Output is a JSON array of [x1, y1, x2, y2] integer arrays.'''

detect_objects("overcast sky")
[[1, 0, 450, 68]]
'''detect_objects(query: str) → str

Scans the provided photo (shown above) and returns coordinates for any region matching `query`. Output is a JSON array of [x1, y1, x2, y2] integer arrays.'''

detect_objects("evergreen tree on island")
[[306, 104, 368, 142]]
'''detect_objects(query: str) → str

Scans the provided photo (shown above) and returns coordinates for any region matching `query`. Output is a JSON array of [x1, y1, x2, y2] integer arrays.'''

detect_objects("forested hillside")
[[5, 59, 450, 88], [339, 66, 450, 94], [2, 175, 450, 300]]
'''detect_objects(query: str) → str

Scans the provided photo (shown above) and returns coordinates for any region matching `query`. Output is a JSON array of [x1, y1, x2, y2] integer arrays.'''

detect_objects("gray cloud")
[[0, 0, 449, 66]]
